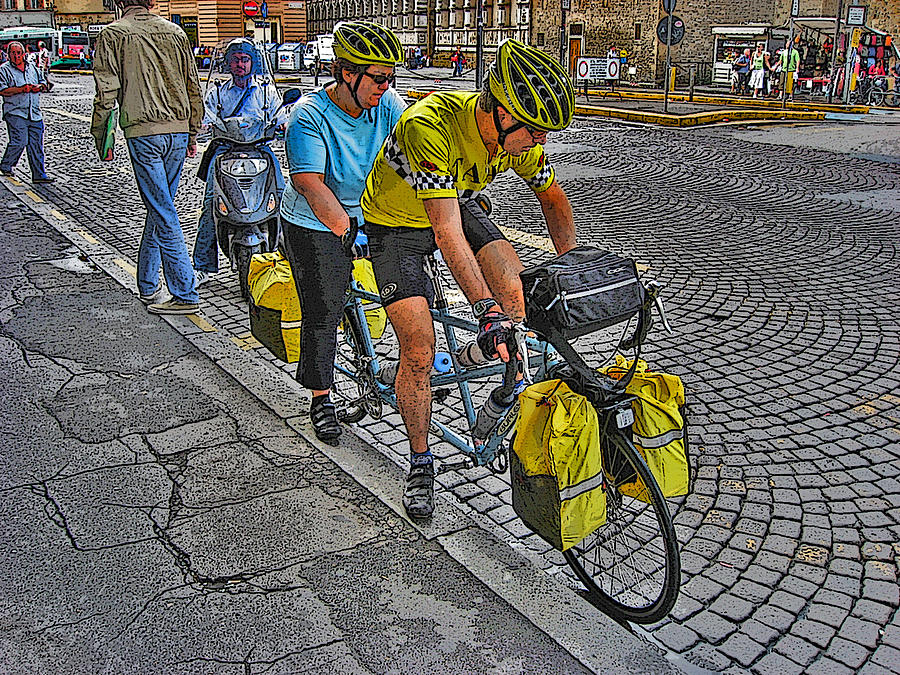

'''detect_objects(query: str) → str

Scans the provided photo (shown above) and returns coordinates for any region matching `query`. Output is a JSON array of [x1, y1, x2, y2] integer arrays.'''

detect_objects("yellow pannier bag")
[[248, 251, 386, 364], [601, 357, 690, 502], [511, 379, 606, 552]]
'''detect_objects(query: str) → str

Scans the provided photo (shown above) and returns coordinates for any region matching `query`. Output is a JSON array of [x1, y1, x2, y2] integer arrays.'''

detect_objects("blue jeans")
[[126, 133, 199, 303], [192, 143, 284, 273], [1, 115, 47, 179]]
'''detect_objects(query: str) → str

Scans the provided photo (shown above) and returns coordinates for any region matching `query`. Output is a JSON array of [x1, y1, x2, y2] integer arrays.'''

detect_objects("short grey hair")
[[116, 0, 153, 8], [477, 78, 499, 113]]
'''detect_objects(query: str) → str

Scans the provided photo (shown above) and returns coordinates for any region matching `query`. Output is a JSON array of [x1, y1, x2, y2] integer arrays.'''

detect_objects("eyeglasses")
[[362, 70, 396, 86]]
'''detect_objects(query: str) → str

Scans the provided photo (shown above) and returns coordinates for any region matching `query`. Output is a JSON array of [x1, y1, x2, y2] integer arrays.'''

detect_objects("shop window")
[[3, 0, 16, 9], [27, 0, 41, 8], [569, 23, 582, 36], [634, 22, 641, 40]]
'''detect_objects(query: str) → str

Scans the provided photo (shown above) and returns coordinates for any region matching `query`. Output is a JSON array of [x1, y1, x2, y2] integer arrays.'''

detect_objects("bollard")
[[689, 66, 695, 102]]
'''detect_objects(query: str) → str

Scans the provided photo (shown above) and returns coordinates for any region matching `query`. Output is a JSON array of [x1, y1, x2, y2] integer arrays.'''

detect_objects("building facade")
[[1, 0, 52, 30], [153, 0, 309, 47], [52, 0, 115, 38], [306, 0, 531, 64]]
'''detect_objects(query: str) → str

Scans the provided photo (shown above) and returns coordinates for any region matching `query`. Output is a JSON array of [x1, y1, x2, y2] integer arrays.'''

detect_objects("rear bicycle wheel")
[[868, 89, 886, 106], [562, 421, 680, 624], [332, 305, 377, 424]]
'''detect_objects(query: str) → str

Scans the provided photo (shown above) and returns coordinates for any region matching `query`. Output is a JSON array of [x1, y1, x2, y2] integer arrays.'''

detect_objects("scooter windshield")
[[218, 114, 268, 144]]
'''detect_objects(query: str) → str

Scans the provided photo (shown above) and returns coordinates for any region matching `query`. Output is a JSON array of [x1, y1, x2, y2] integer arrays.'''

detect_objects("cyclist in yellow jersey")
[[360, 39, 578, 519]]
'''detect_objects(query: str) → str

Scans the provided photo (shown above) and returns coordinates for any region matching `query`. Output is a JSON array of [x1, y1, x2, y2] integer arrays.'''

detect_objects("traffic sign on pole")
[[656, 16, 685, 46], [242, 0, 260, 17], [662, 0, 676, 14]]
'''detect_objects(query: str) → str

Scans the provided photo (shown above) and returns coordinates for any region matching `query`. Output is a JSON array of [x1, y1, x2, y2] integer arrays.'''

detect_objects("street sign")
[[846, 5, 867, 27], [661, 0, 676, 14], [242, 0, 260, 17], [260, 1, 268, 18], [574, 57, 620, 82], [656, 16, 685, 46], [791, 0, 799, 17]]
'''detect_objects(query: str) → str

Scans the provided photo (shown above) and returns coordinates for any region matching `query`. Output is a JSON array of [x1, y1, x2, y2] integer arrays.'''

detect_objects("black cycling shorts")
[[366, 198, 506, 307]]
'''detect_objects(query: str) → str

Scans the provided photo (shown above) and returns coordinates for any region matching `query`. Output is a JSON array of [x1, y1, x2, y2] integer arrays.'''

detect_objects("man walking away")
[[37, 41, 51, 81], [91, 0, 203, 315], [0, 42, 54, 183]]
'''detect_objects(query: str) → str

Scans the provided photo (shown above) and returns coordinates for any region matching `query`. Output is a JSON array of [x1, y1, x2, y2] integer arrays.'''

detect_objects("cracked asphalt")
[[0, 185, 677, 672], [1, 72, 899, 673]]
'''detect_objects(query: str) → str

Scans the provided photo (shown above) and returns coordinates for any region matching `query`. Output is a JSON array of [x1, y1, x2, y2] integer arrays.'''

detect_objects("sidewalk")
[[0, 179, 681, 672]]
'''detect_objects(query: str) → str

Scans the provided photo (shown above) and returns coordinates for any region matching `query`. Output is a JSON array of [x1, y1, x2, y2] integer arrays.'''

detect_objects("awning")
[[781, 18, 899, 59], [711, 25, 771, 38]]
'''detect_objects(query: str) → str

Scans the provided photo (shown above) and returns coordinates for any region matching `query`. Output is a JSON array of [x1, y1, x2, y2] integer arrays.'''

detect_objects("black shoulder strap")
[[226, 84, 254, 119]]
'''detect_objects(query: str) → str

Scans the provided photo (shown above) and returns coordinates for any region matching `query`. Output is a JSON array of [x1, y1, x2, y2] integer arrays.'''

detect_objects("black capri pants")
[[282, 224, 352, 391]]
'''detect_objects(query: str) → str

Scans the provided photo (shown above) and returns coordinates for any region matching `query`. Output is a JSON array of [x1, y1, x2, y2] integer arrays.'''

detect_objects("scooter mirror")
[[282, 88, 302, 106]]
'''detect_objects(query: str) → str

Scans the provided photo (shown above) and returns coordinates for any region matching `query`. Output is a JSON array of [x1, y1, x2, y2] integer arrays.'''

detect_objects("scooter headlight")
[[266, 193, 277, 213], [217, 197, 229, 216], [222, 157, 267, 178]]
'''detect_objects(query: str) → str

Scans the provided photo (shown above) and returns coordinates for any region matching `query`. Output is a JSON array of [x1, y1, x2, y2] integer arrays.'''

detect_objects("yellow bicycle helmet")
[[333, 21, 403, 67], [488, 39, 575, 137]]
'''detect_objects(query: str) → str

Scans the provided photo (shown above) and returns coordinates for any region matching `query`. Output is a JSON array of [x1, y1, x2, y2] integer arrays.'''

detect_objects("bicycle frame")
[[334, 254, 558, 468]]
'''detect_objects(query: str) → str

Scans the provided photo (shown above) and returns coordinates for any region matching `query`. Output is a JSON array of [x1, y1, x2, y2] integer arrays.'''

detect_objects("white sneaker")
[[139, 285, 171, 305], [195, 270, 212, 288]]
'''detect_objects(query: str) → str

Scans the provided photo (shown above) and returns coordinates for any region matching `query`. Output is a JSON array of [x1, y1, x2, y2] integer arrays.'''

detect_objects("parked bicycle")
[[330, 219, 684, 624]]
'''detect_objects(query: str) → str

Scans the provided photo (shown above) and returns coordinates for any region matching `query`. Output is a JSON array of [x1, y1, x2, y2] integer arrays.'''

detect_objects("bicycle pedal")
[[432, 387, 451, 404]]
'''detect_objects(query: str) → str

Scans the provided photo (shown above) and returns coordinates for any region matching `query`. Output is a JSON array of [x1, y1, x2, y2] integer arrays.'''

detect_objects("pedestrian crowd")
[[727, 42, 800, 99]]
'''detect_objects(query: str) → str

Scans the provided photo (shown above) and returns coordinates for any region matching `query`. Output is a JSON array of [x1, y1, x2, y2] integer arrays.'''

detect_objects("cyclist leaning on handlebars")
[[359, 39, 579, 519], [280, 22, 406, 445]]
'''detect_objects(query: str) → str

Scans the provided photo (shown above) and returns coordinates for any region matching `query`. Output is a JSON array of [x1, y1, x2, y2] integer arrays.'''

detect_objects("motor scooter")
[[206, 87, 300, 300]]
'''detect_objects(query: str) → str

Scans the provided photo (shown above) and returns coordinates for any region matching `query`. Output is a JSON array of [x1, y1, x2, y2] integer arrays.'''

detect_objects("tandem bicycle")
[[330, 219, 684, 625]]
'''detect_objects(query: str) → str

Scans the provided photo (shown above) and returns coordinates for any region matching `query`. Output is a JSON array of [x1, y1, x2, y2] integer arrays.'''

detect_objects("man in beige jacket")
[[91, 0, 203, 315]]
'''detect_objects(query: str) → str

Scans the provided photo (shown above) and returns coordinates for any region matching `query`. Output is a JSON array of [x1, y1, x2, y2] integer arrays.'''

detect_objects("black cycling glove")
[[340, 219, 367, 259]]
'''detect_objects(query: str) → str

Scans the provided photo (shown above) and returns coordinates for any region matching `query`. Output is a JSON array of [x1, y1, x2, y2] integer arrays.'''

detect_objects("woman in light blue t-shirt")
[[280, 21, 405, 444]]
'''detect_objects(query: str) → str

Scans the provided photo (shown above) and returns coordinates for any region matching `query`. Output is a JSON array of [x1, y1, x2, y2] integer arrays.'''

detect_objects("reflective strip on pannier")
[[248, 251, 386, 363], [511, 379, 607, 551]]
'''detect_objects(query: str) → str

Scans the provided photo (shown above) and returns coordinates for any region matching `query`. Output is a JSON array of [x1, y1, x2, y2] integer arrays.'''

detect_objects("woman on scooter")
[[192, 38, 287, 288], [280, 21, 406, 444]]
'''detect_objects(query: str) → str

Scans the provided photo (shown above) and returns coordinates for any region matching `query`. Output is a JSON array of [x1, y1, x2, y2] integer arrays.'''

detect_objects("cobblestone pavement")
[[6, 74, 899, 673]]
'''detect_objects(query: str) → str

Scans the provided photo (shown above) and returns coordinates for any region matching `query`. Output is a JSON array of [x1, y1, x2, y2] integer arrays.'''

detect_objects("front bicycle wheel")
[[562, 421, 680, 624], [868, 89, 885, 106]]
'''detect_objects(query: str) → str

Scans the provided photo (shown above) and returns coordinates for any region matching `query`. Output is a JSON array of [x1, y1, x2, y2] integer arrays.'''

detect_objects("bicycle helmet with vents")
[[488, 38, 575, 134], [333, 21, 403, 67]]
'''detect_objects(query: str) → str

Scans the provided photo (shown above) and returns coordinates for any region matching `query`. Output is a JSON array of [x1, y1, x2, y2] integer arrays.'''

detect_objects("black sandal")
[[310, 397, 342, 444], [403, 463, 435, 519]]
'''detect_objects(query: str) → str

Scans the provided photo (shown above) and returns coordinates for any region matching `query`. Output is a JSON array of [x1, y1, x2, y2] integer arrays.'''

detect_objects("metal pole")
[[475, 0, 484, 88], [559, 6, 567, 67], [664, 15, 672, 113], [781, 17, 794, 109], [827, 0, 844, 103]]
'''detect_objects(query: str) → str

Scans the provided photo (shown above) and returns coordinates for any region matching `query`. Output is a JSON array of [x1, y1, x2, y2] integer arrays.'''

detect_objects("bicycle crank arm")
[[437, 459, 473, 474]]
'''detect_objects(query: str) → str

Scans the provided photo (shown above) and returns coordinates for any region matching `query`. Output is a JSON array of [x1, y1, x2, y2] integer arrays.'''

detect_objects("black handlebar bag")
[[521, 246, 645, 340]]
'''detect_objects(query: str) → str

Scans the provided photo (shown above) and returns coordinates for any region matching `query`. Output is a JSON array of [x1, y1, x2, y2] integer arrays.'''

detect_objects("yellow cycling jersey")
[[361, 91, 555, 229]]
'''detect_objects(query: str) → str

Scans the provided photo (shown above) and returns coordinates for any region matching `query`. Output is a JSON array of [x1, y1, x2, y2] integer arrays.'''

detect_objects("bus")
[[0, 26, 91, 68]]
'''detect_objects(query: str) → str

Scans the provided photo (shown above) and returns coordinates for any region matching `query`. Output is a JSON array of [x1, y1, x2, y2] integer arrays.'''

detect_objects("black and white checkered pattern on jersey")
[[525, 162, 553, 191], [383, 132, 455, 193]]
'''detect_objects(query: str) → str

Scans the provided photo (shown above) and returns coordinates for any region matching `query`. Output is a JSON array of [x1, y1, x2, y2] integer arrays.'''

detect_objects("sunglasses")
[[362, 70, 396, 86]]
